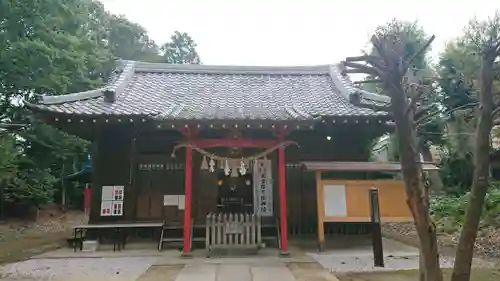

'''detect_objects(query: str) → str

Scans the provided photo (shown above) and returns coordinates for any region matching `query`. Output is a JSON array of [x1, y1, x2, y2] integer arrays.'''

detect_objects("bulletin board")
[[100, 185, 124, 216]]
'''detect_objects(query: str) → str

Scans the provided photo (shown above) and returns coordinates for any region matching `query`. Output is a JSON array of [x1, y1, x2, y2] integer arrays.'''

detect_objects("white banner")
[[253, 159, 273, 216]]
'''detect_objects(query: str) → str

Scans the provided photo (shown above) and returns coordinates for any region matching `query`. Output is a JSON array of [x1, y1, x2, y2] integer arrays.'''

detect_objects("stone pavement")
[[174, 263, 296, 281], [307, 237, 497, 273], [0, 246, 315, 281]]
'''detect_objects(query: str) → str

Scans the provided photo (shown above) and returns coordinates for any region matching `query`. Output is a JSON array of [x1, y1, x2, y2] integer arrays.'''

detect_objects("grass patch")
[[339, 268, 500, 281]]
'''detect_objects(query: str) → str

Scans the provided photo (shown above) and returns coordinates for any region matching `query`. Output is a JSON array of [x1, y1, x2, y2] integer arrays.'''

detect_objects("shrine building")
[[27, 61, 424, 255]]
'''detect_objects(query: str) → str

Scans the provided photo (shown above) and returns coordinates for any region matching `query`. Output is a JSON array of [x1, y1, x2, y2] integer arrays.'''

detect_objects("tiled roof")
[[29, 61, 390, 121]]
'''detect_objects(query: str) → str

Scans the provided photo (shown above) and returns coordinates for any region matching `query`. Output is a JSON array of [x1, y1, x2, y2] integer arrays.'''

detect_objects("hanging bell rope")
[[170, 140, 298, 161]]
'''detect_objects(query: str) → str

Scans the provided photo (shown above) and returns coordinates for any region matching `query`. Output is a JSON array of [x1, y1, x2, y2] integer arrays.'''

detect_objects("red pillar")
[[278, 147, 288, 254], [182, 146, 193, 254]]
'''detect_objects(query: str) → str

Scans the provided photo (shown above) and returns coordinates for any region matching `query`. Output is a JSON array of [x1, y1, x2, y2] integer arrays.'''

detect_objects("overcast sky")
[[101, 0, 500, 66]]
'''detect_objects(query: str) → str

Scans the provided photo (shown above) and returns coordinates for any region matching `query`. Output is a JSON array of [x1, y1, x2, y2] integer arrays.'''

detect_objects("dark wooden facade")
[[88, 121, 387, 225], [28, 61, 393, 254]]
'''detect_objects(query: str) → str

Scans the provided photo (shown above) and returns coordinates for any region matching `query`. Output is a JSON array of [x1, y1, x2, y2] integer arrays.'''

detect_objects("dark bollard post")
[[369, 188, 384, 267]]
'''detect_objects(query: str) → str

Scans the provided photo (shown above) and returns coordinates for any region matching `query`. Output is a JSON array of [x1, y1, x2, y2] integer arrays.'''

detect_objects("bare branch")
[[345, 55, 380, 62], [353, 79, 383, 84], [405, 35, 436, 69], [370, 35, 389, 66], [415, 102, 479, 125], [345, 54, 387, 72], [342, 61, 380, 76]]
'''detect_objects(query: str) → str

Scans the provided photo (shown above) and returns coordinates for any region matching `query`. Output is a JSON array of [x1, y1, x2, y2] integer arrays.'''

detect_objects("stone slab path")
[[0, 257, 301, 281], [174, 263, 296, 281]]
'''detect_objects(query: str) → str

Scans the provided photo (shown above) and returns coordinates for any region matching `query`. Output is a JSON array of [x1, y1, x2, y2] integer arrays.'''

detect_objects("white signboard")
[[253, 159, 273, 216], [178, 195, 185, 210], [102, 186, 114, 201], [323, 184, 347, 217], [100, 185, 125, 216], [163, 195, 179, 206]]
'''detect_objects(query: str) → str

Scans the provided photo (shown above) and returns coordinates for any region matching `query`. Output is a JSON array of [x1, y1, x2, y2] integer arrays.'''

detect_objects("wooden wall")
[[89, 126, 134, 223], [318, 179, 412, 222], [89, 124, 382, 229]]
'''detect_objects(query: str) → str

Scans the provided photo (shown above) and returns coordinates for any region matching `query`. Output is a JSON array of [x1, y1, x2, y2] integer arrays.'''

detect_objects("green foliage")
[[0, 136, 19, 185], [438, 151, 474, 195], [162, 31, 201, 64], [437, 42, 479, 112], [0, 0, 201, 215], [368, 20, 447, 167], [431, 186, 500, 228], [374, 19, 430, 70]]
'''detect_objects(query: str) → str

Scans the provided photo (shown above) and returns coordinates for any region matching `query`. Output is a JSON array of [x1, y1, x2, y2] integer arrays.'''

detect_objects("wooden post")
[[369, 188, 384, 267], [278, 147, 289, 255], [315, 171, 325, 251], [182, 146, 193, 255]]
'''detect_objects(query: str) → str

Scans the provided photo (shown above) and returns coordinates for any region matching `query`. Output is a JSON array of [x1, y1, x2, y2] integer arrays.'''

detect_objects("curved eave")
[[25, 61, 393, 127]]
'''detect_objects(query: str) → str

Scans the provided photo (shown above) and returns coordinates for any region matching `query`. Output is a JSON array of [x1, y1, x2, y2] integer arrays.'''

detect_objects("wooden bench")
[[72, 222, 164, 252]]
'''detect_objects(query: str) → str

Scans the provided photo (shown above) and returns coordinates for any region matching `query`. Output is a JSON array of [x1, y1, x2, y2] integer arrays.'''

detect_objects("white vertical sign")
[[253, 159, 273, 216]]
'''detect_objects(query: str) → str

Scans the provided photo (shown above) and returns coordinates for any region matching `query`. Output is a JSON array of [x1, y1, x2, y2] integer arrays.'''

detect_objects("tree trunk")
[[421, 144, 444, 192], [450, 55, 495, 281], [0, 180, 4, 220], [390, 83, 443, 281]]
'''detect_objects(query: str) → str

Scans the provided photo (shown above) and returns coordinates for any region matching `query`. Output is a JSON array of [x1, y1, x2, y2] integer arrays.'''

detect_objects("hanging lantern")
[[200, 156, 209, 170], [208, 158, 215, 172], [239, 159, 247, 175], [224, 160, 231, 176]]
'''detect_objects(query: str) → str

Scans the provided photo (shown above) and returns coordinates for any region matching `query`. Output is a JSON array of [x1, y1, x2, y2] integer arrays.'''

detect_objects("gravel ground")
[[0, 211, 89, 265], [0, 211, 87, 243], [382, 222, 500, 261], [0, 257, 157, 281], [309, 252, 451, 273]]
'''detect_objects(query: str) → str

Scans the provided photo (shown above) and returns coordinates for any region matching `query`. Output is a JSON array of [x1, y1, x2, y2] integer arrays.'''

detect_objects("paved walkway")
[[175, 263, 296, 281], [0, 246, 310, 281]]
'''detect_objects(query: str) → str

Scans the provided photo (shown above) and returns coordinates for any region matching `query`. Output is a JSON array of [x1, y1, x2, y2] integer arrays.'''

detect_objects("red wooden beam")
[[182, 146, 193, 255], [278, 147, 289, 255], [179, 138, 282, 149]]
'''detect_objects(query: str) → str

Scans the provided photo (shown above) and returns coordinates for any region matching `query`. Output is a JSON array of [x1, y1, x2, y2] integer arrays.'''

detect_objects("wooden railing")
[[205, 212, 261, 255]]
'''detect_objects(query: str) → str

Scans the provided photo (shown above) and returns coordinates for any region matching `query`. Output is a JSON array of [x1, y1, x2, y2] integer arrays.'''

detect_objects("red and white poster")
[[100, 185, 124, 216], [100, 201, 112, 216]]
